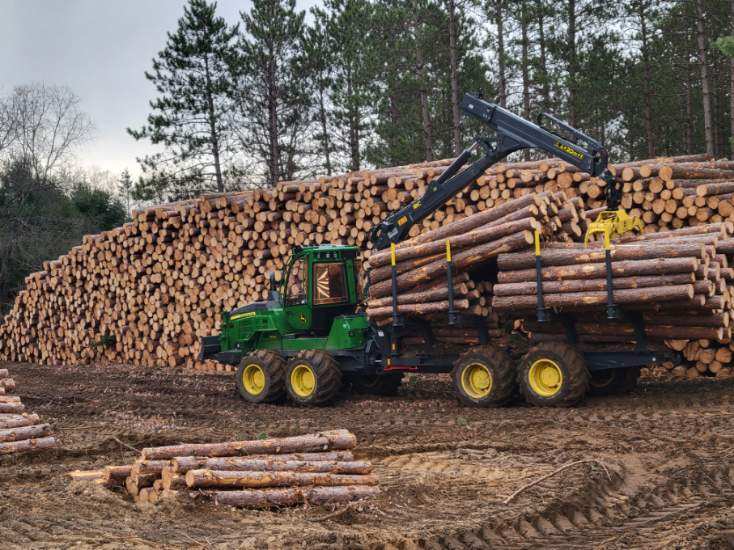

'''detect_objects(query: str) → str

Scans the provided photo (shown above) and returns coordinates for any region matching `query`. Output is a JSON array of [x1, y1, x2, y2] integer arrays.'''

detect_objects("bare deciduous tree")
[[7, 84, 93, 181]]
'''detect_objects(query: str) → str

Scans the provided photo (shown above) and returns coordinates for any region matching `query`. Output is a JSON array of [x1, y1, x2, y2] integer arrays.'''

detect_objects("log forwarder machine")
[[201, 93, 667, 407]]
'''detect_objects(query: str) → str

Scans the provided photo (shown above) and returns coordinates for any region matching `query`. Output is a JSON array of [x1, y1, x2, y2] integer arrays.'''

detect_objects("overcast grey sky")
[[1, 0, 314, 177]]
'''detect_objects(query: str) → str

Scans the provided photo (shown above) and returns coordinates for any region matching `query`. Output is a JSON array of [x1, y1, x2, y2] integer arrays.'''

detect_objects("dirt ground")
[[1, 362, 733, 549]]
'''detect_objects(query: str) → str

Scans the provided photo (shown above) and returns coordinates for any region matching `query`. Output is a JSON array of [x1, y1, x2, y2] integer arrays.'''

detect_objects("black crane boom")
[[369, 93, 619, 251]]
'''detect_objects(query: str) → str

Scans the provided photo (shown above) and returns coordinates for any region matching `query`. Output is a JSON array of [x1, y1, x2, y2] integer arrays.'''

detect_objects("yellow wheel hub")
[[290, 364, 316, 398], [242, 363, 266, 396], [528, 358, 564, 397], [461, 362, 493, 399]]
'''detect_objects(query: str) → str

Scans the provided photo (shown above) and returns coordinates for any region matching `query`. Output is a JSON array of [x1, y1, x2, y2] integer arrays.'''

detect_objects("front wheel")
[[235, 350, 286, 403], [518, 343, 589, 407], [452, 345, 515, 407], [286, 350, 342, 405]]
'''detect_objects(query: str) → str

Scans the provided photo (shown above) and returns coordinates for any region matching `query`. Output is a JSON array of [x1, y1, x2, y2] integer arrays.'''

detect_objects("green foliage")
[[0, 159, 126, 312], [715, 36, 734, 58]]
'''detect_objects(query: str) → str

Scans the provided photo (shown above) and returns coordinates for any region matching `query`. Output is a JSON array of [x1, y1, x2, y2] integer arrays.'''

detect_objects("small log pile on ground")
[[492, 224, 734, 379], [68, 429, 379, 509], [1, 151, 734, 380], [0, 368, 57, 455]]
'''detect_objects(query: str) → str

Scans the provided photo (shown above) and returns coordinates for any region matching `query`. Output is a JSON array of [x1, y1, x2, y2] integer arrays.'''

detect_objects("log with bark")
[[69, 430, 379, 509]]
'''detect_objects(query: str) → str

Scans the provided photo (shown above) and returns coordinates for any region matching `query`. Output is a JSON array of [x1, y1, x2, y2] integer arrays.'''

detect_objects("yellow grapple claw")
[[584, 209, 644, 246]]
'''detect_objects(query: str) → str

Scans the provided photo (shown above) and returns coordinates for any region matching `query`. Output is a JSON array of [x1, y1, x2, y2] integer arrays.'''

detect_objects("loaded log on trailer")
[[198, 94, 678, 407]]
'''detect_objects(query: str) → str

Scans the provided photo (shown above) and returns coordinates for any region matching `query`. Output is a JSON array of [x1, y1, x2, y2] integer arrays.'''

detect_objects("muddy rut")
[[1, 362, 733, 549]]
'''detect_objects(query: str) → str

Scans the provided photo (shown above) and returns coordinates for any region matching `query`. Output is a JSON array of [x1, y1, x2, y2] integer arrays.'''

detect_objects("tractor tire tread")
[[237, 350, 286, 403], [287, 350, 342, 405], [452, 344, 515, 407], [519, 342, 589, 407]]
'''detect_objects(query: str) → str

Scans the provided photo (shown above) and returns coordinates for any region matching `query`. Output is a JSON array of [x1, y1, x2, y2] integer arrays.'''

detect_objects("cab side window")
[[313, 262, 348, 305], [285, 258, 307, 305]]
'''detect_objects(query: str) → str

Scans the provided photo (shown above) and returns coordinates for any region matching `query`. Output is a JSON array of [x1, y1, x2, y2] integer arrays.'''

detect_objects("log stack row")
[[68, 429, 379, 509], [1, 153, 734, 378], [0, 368, 58, 455]]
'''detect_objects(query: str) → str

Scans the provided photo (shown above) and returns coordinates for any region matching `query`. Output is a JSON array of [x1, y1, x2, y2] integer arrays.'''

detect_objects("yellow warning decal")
[[555, 141, 584, 160]]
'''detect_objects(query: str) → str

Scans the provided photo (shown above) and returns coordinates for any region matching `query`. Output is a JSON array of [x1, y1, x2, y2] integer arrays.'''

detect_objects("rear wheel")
[[235, 350, 286, 403], [286, 350, 342, 405], [518, 343, 589, 407], [350, 373, 404, 396], [452, 345, 515, 407], [589, 367, 640, 396]]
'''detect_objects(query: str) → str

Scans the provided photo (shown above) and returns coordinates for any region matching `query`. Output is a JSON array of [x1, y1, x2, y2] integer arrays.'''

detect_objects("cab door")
[[283, 256, 311, 331]]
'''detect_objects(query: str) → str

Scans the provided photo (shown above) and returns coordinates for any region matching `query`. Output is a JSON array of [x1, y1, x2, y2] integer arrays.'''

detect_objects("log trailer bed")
[[201, 94, 674, 407]]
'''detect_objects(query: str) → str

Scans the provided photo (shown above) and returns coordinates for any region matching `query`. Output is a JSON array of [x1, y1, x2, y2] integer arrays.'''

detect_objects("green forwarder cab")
[[201, 245, 405, 405]]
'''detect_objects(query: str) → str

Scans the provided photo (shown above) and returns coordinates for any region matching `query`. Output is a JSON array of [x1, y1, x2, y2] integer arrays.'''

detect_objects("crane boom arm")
[[369, 94, 618, 251]]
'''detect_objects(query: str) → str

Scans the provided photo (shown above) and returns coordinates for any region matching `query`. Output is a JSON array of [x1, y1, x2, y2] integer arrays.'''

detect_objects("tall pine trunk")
[[520, 2, 530, 159], [204, 56, 224, 192], [317, 84, 332, 175], [266, 52, 280, 186], [637, 1, 655, 158], [685, 61, 694, 154], [346, 69, 360, 171], [731, 0, 734, 157], [567, 0, 578, 126], [447, 0, 461, 155], [494, 0, 507, 107], [537, 7, 550, 110], [415, 35, 434, 162], [695, 0, 714, 156]]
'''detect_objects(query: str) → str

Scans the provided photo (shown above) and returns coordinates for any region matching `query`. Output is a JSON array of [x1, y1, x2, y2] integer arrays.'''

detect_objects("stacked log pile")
[[493, 225, 734, 379], [0, 368, 57, 455], [69, 429, 379, 508], [1, 152, 734, 378]]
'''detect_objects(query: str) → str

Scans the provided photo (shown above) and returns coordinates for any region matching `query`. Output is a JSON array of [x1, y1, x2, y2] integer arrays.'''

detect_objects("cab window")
[[285, 258, 307, 305], [313, 262, 348, 305]]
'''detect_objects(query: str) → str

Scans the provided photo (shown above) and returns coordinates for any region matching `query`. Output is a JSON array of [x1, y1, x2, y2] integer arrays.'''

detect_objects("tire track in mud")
[[409, 462, 734, 549]]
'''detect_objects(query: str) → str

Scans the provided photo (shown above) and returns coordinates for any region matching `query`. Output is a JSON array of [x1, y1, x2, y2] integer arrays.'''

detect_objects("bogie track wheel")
[[286, 350, 342, 405], [589, 366, 640, 396], [452, 345, 515, 407], [518, 342, 589, 407], [235, 350, 286, 403]]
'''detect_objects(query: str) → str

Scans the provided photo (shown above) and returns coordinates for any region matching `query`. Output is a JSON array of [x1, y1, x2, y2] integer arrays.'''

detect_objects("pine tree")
[[117, 169, 133, 218], [128, 0, 239, 199], [322, 0, 376, 171], [304, 13, 336, 175], [233, 0, 310, 186]]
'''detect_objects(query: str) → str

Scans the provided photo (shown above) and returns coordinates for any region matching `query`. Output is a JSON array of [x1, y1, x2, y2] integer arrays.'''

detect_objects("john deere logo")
[[299, 314, 306, 323], [555, 141, 584, 160]]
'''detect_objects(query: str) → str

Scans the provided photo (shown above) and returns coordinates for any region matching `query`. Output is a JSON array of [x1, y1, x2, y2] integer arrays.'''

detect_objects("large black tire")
[[589, 367, 640, 396], [518, 342, 589, 407], [451, 345, 515, 407], [349, 373, 404, 396], [235, 350, 286, 403], [286, 350, 342, 405]]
